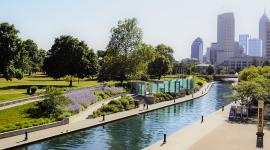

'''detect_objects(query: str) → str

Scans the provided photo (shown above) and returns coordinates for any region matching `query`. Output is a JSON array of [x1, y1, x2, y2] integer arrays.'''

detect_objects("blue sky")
[[0, 0, 269, 60]]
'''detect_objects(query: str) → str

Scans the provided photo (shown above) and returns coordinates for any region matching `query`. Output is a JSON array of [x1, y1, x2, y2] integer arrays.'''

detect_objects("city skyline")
[[0, 0, 269, 60]]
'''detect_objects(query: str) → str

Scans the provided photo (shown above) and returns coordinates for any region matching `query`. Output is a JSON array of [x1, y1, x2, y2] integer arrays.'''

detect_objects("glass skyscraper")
[[191, 37, 203, 63], [259, 12, 269, 57], [239, 34, 249, 55]]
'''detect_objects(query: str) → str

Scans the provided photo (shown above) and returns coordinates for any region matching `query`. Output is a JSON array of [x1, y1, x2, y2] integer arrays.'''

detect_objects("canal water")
[[17, 83, 233, 150]]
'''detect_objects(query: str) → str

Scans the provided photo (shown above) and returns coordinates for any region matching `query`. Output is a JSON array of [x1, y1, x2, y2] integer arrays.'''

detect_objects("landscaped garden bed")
[[92, 96, 135, 118]]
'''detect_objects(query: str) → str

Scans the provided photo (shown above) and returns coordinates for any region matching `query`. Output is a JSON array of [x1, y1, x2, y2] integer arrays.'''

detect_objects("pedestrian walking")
[[222, 106, 224, 111], [102, 114, 105, 121], [25, 131, 28, 141], [143, 104, 146, 110], [163, 134, 167, 143], [201, 115, 204, 123], [146, 104, 149, 110]]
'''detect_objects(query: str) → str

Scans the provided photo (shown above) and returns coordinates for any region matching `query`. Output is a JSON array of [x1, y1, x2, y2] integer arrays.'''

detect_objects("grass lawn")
[[0, 73, 100, 103], [0, 102, 55, 133]]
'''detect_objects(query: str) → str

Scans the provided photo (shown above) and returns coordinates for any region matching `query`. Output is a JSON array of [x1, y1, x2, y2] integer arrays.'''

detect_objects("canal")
[[17, 83, 233, 150]]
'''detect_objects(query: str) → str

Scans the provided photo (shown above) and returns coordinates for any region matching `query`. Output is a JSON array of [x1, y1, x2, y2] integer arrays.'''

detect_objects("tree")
[[36, 86, 72, 119], [239, 66, 261, 81], [44, 35, 99, 87], [129, 43, 156, 80], [155, 44, 174, 62], [99, 18, 142, 83], [0, 22, 30, 80], [206, 65, 214, 75], [148, 56, 170, 80], [231, 81, 267, 105], [24, 39, 44, 73]]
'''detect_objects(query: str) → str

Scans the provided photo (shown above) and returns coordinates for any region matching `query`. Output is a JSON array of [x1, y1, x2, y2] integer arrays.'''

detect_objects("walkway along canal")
[[11, 83, 233, 150]]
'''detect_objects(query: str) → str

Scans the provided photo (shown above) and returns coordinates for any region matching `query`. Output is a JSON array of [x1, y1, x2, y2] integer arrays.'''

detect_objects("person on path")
[[25, 131, 28, 141], [201, 115, 204, 123]]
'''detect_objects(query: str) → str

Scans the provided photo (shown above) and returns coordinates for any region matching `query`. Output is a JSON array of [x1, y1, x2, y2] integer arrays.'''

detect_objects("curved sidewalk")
[[145, 103, 270, 150], [0, 82, 213, 150]]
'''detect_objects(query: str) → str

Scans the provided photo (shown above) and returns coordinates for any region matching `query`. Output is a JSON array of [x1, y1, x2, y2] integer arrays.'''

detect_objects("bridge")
[[213, 74, 238, 82]]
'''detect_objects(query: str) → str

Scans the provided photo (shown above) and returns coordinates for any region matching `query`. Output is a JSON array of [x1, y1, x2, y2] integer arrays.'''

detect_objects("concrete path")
[[145, 103, 270, 150], [69, 95, 126, 123], [0, 97, 44, 110], [0, 83, 212, 149]]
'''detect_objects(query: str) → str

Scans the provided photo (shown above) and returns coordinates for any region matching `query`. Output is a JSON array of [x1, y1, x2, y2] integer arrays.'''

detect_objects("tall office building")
[[206, 48, 211, 63], [259, 12, 269, 57], [266, 22, 270, 60], [191, 37, 203, 63], [239, 34, 250, 55], [216, 12, 235, 65], [209, 43, 218, 64], [248, 38, 262, 57]]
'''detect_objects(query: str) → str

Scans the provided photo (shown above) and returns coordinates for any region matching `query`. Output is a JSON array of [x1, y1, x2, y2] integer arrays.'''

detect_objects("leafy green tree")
[[0, 22, 30, 80], [155, 44, 174, 62], [231, 81, 267, 105], [44, 35, 99, 87], [24, 39, 44, 73], [148, 56, 170, 80], [239, 66, 261, 81], [129, 43, 156, 80], [206, 65, 214, 75], [99, 18, 142, 83]]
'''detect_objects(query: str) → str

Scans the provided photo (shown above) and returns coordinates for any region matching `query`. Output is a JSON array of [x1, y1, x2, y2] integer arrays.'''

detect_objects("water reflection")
[[18, 83, 233, 150]]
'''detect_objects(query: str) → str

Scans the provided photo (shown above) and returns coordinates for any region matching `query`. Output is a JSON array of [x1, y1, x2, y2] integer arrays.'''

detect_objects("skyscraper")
[[206, 47, 211, 63], [216, 12, 235, 65], [239, 34, 249, 55], [191, 37, 203, 63], [259, 12, 269, 57], [265, 22, 270, 60], [248, 38, 262, 57]]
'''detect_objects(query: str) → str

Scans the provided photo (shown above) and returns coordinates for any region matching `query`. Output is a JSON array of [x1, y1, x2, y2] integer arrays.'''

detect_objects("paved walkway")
[[145, 103, 270, 150], [69, 95, 125, 123], [0, 97, 44, 110], [0, 83, 212, 149]]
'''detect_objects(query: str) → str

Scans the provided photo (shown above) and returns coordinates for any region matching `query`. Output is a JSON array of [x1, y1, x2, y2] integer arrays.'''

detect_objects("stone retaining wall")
[[0, 118, 69, 139]]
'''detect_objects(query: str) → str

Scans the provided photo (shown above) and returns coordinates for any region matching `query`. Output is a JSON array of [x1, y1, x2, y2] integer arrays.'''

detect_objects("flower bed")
[[66, 86, 125, 113], [92, 96, 135, 118]]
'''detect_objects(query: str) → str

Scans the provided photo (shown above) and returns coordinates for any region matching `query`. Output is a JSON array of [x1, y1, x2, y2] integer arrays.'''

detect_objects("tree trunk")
[[69, 80, 73, 87]]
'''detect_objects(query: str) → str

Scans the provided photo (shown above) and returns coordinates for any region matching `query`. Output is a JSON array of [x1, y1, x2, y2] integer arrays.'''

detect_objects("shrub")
[[92, 96, 135, 118], [30, 86, 38, 94], [197, 82, 203, 87]]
